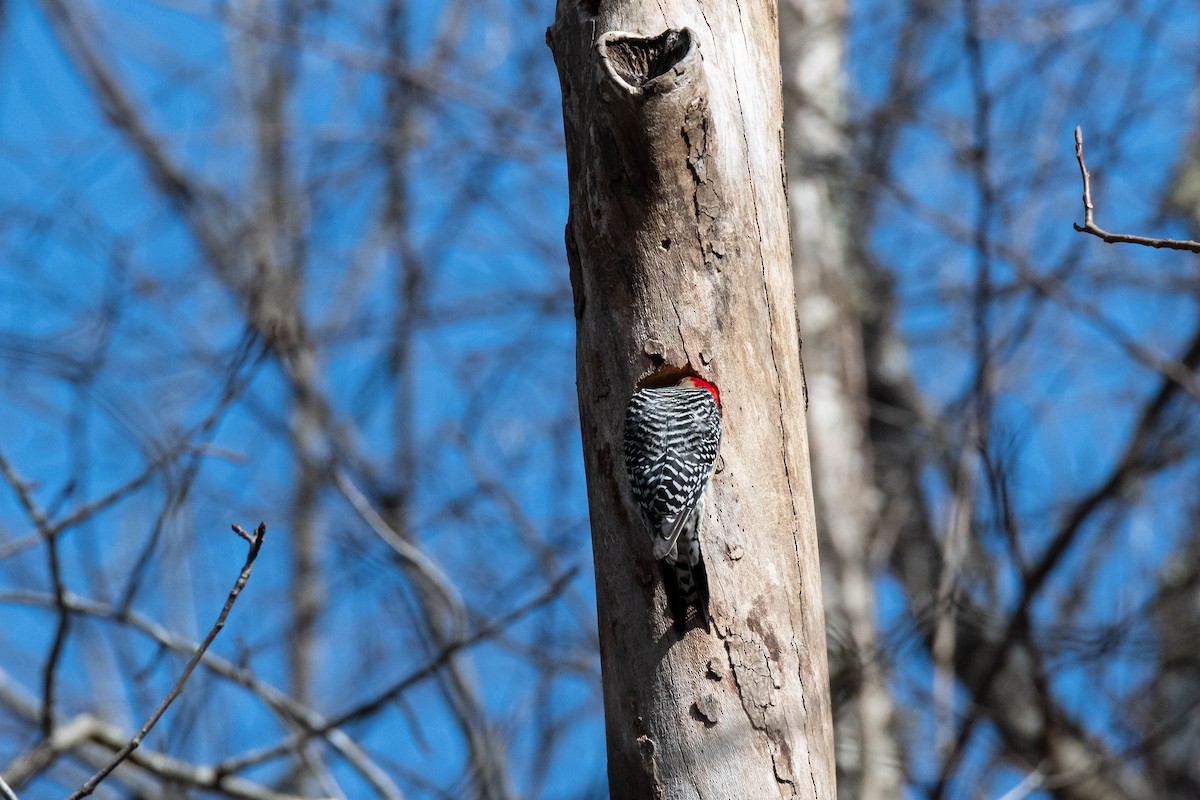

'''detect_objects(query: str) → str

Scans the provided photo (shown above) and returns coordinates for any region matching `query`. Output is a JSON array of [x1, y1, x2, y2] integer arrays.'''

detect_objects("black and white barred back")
[[624, 385, 721, 631]]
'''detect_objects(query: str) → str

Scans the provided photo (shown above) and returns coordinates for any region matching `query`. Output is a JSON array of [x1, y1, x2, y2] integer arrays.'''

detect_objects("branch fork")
[[1072, 125, 1200, 253]]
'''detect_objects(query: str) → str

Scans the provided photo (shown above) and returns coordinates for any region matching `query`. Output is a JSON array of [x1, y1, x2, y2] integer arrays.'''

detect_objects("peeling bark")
[[549, 2, 836, 796]]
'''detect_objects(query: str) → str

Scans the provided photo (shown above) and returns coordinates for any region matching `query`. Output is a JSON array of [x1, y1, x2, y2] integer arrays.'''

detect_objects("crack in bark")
[[794, 639, 820, 800], [727, 631, 806, 798], [683, 95, 720, 270]]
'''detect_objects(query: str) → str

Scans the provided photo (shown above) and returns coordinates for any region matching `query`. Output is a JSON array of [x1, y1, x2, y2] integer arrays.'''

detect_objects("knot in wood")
[[598, 29, 694, 95]]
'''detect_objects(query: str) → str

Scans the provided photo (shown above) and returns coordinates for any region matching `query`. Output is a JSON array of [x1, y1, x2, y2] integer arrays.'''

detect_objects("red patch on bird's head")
[[679, 376, 720, 406]]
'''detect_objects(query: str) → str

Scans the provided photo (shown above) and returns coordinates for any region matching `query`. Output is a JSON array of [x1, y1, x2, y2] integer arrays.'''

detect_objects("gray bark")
[[549, 2, 836, 797]]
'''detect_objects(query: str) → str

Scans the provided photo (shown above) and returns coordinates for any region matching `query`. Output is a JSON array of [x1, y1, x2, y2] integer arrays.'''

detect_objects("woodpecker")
[[624, 375, 722, 632]]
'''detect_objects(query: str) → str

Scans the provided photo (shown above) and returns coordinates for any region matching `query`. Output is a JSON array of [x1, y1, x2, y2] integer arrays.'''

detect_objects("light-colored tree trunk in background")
[[549, 2, 836, 796], [778, 1, 902, 796]]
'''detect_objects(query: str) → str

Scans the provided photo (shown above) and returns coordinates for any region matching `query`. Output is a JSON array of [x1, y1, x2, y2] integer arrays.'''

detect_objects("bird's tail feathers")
[[662, 550, 710, 634]]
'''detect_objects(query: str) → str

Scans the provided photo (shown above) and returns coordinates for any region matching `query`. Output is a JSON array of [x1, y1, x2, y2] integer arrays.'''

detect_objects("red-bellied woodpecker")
[[623, 375, 722, 632]]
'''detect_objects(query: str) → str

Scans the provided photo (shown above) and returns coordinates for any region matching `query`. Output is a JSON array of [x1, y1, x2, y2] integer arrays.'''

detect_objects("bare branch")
[[214, 568, 577, 775], [65, 522, 268, 800], [4, 714, 109, 790], [0, 673, 306, 800], [0, 388, 248, 563], [1072, 126, 1200, 252], [0, 588, 401, 799], [10, 717, 307, 800], [332, 466, 466, 637], [0, 451, 71, 738]]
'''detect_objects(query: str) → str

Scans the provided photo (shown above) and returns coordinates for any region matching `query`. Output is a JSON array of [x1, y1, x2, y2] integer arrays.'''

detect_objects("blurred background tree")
[[1, 0, 1199, 798]]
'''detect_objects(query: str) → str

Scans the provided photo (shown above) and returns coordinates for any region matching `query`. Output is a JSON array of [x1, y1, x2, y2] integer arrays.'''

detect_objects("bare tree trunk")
[[548, 2, 836, 796]]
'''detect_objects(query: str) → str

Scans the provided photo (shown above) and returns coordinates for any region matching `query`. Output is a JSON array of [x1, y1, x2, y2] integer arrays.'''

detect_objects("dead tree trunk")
[[548, 2, 837, 796]]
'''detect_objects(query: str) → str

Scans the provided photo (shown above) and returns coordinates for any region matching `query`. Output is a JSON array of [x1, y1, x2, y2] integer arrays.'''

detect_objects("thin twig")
[[0, 439, 200, 562], [0, 590, 401, 799], [1072, 126, 1200, 252], [213, 568, 577, 775], [39, 535, 68, 738], [65, 523, 268, 800], [333, 466, 466, 638], [0, 773, 19, 800], [0, 452, 70, 739], [0, 672, 321, 800], [1, 331, 262, 564]]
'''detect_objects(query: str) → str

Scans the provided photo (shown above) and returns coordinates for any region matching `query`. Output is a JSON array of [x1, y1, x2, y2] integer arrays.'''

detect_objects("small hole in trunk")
[[604, 29, 691, 88]]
